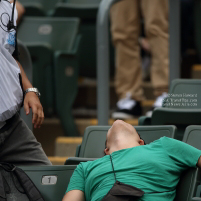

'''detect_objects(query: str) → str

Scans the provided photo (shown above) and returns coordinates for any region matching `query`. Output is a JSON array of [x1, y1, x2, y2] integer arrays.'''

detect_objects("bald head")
[[104, 120, 144, 155]]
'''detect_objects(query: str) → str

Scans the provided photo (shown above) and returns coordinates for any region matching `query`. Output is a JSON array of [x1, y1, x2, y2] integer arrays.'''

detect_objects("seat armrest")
[[138, 116, 151, 125], [65, 157, 98, 165], [75, 144, 81, 157], [152, 108, 201, 125], [192, 197, 201, 201]]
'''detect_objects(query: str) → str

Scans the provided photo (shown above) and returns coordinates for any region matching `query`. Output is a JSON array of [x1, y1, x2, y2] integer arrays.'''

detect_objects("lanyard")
[[109, 155, 117, 182]]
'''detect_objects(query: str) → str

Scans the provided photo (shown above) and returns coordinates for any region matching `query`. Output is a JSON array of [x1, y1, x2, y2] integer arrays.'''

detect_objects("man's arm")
[[10, 0, 25, 24], [197, 156, 201, 168], [16, 60, 44, 128], [62, 190, 85, 201]]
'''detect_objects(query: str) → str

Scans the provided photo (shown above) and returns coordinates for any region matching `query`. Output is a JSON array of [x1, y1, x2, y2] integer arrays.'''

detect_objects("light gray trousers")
[[0, 113, 52, 166]]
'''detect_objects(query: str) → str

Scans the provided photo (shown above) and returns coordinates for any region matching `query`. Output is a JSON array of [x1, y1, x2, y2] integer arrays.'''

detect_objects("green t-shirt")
[[67, 137, 201, 201]]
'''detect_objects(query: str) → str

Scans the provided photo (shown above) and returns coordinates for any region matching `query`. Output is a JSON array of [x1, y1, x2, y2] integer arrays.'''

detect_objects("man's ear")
[[139, 139, 145, 145], [104, 148, 109, 155]]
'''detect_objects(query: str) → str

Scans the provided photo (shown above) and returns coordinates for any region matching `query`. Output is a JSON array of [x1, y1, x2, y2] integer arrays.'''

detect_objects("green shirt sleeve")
[[161, 137, 201, 168], [66, 163, 85, 193]]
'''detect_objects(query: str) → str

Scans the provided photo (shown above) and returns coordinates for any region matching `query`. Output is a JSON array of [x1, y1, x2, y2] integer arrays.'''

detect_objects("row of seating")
[[18, 125, 201, 201], [18, 17, 81, 135], [64, 125, 201, 164], [18, 0, 101, 17], [18, 0, 113, 79], [18, 164, 200, 201], [17, 0, 114, 136], [139, 79, 201, 140]]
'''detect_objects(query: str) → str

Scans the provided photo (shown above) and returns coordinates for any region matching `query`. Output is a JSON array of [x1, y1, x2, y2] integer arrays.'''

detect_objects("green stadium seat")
[[18, 40, 33, 131], [18, 17, 81, 136], [53, 0, 100, 78], [177, 125, 201, 200], [19, 165, 76, 201], [183, 125, 201, 150], [55, 0, 101, 19], [20, 165, 200, 201], [139, 79, 201, 140], [54, 0, 115, 78], [195, 0, 201, 63], [175, 168, 201, 201], [65, 0, 101, 3], [65, 157, 97, 165], [18, 0, 61, 16], [75, 125, 176, 158]]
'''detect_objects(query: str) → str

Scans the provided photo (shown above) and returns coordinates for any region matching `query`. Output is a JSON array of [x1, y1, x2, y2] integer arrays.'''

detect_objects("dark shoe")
[[112, 101, 142, 119]]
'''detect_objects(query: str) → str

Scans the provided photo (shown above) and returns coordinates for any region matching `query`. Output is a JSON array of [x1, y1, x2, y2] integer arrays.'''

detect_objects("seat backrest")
[[64, 0, 101, 4], [79, 125, 176, 158], [19, 165, 76, 201], [18, 40, 33, 131], [18, 17, 80, 51], [164, 79, 201, 109], [175, 126, 201, 200], [175, 168, 200, 201], [183, 126, 201, 150], [65, 157, 97, 165], [18, 0, 61, 13]]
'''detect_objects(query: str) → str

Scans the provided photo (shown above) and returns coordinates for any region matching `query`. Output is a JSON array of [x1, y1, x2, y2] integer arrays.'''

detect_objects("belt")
[[0, 122, 6, 129], [0, 114, 18, 133]]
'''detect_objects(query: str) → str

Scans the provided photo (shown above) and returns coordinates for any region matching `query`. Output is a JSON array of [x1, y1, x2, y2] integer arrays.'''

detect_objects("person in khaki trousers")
[[111, 0, 169, 119]]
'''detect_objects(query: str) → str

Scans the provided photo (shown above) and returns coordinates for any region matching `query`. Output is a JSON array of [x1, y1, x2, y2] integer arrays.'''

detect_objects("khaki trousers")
[[110, 0, 169, 101]]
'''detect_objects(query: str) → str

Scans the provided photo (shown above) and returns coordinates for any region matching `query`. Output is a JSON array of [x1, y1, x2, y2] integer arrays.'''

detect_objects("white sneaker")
[[146, 92, 168, 117], [112, 93, 142, 119]]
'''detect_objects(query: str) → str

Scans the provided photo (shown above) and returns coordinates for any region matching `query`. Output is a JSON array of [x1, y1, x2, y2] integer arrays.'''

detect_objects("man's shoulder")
[[148, 136, 178, 149], [153, 136, 175, 144], [81, 156, 109, 168]]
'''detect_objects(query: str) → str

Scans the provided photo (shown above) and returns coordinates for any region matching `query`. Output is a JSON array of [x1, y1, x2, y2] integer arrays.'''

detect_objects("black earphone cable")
[[0, 0, 17, 32]]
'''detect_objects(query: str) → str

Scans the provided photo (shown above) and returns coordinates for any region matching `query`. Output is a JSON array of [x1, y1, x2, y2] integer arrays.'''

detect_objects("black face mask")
[[101, 155, 144, 201]]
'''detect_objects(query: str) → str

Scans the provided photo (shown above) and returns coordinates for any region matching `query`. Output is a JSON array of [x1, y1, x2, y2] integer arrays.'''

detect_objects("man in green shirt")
[[63, 120, 201, 201]]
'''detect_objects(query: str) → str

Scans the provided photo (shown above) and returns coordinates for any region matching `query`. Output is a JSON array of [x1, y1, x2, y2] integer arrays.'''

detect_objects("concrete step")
[[55, 137, 82, 157], [48, 156, 67, 165], [192, 65, 201, 79], [33, 118, 64, 156]]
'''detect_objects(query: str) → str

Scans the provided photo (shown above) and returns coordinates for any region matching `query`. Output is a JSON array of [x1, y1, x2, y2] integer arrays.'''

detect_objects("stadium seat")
[[195, 0, 201, 63], [183, 125, 201, 150], [139, 79, 201, 140], [18, 17, 81, 136], [65, 157, 97, 165], [19, 165, 77, 201], [19, 164, 200, 201], [54, 0, 115, 78], [179, 125, 201, 200], [54, 0, 101, 19], [175, 168, 201, 201], [75, 125, 176, 158], [18, 40, 33, 131], [18, 0, 61, 16]]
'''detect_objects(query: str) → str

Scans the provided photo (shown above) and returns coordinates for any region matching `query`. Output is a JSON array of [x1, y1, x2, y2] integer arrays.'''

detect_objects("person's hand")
[[24, 92, 44, 128]]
